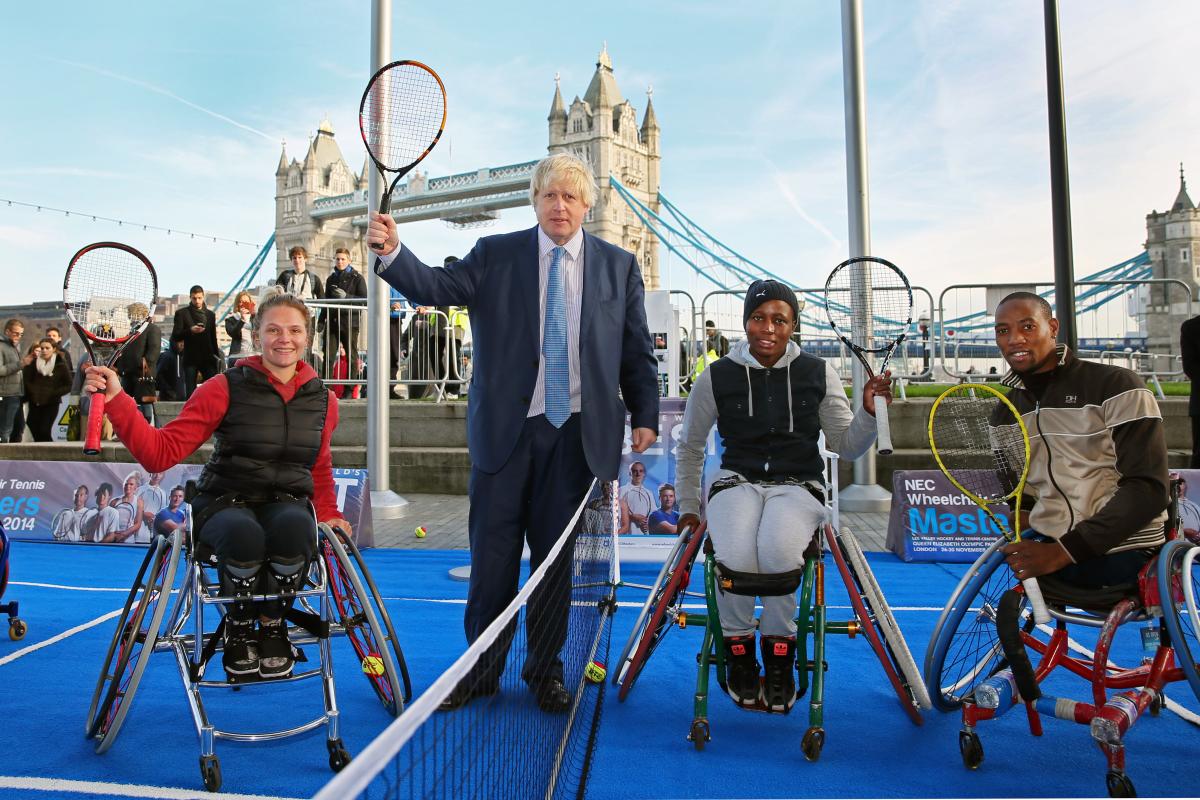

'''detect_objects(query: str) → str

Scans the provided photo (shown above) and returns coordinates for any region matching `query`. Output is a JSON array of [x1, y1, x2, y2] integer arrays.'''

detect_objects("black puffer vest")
[[196, 366, 328, 501], [709, 351, 826, 482]]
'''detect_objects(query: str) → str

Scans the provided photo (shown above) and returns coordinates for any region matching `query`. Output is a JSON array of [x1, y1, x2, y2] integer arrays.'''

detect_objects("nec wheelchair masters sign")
[[885, 470, 1005, 562]]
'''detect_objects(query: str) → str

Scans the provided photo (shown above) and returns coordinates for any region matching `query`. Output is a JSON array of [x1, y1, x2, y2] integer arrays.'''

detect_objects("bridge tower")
[[1144, 165, 1200, 351], [548, 45, 662, 288], [274, 118, 370, 281]]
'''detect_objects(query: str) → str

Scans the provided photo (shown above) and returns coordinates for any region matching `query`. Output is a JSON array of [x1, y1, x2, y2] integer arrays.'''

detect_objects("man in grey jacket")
[[0, 319, 33, 442]]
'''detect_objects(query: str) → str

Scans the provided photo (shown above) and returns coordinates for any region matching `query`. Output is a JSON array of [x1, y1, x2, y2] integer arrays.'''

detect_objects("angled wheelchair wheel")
[[321, 526, 405, 716], [615, 522, 707, 702], [86, 530, 182, 752], [1157, 539, 1200, 703], [924, 538, 1034, 712], [829, 525, 927, 724]]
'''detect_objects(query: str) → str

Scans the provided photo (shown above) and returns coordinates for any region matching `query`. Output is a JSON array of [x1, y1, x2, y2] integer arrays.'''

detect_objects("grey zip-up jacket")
[[0, 338, 24, 397], [675, 339, 876, 516]]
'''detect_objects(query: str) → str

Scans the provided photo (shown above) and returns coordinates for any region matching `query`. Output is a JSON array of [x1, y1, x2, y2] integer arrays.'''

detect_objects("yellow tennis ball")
[[361, 655, 386, 677], [414, 526, 427, 538], [585, 660, 606, 683]]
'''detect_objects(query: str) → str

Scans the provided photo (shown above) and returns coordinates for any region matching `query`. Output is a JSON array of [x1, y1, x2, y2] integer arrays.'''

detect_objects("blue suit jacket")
[[377, 226, 660, 480]]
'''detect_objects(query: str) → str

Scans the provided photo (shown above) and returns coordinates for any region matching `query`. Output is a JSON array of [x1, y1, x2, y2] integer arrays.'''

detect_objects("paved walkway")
[[371, 494, 893, 554]]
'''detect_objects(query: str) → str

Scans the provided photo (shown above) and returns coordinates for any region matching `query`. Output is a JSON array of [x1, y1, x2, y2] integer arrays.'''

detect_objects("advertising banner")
[[0, 461, 374, 548], [616, 398, 723, 562], [885, 470, 1005, 562]]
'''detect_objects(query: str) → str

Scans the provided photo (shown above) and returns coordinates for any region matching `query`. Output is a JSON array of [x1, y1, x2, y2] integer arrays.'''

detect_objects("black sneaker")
[[222, 619, 259, 679], [723, 634, 761, 708], [761, 635, 797, 713], [258, 619, 294, 679]]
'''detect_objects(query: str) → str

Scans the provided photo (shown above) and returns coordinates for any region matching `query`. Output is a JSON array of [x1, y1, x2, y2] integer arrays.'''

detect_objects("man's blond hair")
[[528, 152, 596, 208]]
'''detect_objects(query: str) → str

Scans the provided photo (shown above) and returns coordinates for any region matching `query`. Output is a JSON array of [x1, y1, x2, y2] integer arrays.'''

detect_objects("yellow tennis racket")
[[928, 383, 1050, 623]]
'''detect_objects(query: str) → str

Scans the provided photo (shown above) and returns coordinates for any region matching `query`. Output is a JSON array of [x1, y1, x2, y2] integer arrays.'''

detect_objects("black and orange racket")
[[63, 242, 157, 455], [360, 60, 447, 251]]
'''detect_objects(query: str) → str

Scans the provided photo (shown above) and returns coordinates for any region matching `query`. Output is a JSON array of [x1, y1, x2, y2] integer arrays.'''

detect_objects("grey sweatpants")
[[706, 475, 826, 637]]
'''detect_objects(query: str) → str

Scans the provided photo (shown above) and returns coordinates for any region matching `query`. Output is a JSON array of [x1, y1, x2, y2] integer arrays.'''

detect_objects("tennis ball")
[[414, 526, 427, 538], [585, 660, 606, 684], [362, 655, 386, 677]]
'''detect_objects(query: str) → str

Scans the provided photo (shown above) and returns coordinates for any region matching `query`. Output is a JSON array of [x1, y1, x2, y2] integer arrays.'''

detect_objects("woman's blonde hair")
[[528, 153, 596, 208]]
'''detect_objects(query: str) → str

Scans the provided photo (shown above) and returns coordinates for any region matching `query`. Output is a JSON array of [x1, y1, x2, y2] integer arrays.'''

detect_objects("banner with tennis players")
[[0, 461, 375, 548]]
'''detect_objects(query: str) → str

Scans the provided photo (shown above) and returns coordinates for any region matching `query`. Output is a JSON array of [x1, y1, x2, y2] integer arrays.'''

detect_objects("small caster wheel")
[[801, 727, 824, 762], [9, 619, 27, 640], [1148, 692, 1164, 717], [959, 730, 984, 770], [199, 755, 222, 792], [1106, 770, 1136, 798], [328, 737, 352, 771], [688, 719, 710, 752]]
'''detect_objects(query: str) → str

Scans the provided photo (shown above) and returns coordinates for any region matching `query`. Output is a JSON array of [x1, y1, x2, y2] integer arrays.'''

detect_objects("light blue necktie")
[[543, 246, 570, 427]]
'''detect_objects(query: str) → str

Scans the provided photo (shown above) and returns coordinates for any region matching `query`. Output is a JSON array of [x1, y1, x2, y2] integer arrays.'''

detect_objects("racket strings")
[[362, 64, 445, 169], [825, 263, 911, 349], [64, 248, 156, 342], [931, 396, 1027, 503]]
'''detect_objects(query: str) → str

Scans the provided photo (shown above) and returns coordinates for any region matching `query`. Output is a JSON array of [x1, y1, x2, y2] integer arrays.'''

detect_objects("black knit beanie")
[[743, 280, 800, 327]]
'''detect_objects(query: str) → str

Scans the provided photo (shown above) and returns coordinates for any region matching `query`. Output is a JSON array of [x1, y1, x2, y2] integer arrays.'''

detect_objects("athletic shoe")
[[222, 619, 259, 678], [258, 619, 294, 679], [724, 634, 761, 707], [761, 635, 797, 712]]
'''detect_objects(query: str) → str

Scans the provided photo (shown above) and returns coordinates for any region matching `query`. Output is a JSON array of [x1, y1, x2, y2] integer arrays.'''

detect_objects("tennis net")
[[315, 478, 618, 800]]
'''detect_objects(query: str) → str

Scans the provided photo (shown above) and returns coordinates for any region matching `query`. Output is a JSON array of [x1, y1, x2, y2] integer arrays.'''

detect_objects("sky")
[[1, 0, 1197, 315]]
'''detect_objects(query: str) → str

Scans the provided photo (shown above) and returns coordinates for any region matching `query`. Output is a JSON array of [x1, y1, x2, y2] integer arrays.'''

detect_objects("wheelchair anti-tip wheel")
[[1156, 538, 1200, 704], [615, 522, 707, 701], [829, 525, 928, 723], [923, 538, 1042, 712], [86, 530, 182, 752], [321, 525, 407, 716]]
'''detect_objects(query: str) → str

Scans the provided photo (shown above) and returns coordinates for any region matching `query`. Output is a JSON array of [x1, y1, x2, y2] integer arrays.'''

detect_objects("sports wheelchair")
[[0, 524, 28, 640], [84, 516, 410, 793], [613, 446, 930, 759], [923, 478, 1200, 797]]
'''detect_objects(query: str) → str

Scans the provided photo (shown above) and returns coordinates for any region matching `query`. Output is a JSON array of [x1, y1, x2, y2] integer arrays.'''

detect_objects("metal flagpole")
[[839, 0, 891, 512], [368, 0, 407, 517]]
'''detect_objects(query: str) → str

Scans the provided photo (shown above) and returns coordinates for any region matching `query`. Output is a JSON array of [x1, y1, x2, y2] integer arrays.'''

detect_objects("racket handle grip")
[[1022, 577, 1051, 624], [874, 397, 894, 455], [84, 392, 105, 456]]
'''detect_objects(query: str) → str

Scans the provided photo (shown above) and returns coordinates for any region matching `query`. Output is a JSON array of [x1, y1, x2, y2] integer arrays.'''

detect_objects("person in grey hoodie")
[[0, 319, 34, 442], [674, 280, 892, 712]]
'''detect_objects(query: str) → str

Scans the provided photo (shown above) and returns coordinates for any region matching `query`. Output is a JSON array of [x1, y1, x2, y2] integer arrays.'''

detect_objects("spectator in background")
[[0, 319, 33, 442], [155, 336, 187, 402], [46, 326, 73, 372], [171, 285, 219, 399], [22, 337, 71, 441], [323, 248, 368, 381], [224, 290, 256, 367], [705, 320, 730, 358], [389, 287, 409, 396], [117, 302, 161, 424], [276, 246, 324, 301], [1181, 314, 1200, 468]]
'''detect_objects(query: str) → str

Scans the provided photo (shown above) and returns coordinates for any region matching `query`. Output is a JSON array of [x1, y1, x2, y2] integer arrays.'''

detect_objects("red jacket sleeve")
[[106, 377, 228, 472], [311, 391, 340, 522]]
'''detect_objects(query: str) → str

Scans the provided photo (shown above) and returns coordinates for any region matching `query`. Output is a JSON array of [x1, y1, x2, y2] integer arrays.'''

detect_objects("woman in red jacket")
[[85, 293, 351, 681]]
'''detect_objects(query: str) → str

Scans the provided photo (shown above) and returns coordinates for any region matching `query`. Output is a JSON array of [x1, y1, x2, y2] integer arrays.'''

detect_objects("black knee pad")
[[219, 558, 263, 619], [715, 561, 804, 597], [265, 554, 308, 597]]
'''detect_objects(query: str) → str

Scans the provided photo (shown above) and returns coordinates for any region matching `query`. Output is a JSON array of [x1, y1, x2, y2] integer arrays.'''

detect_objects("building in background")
[[1145, 166, 1200, 353]]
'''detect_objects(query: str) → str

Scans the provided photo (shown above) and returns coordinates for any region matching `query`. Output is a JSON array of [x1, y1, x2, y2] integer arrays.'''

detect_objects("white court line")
[[0, 775, 304, 799], [11, 580, 130, 592], [0, 608, 122, 667], [377, 596, 947, 612]]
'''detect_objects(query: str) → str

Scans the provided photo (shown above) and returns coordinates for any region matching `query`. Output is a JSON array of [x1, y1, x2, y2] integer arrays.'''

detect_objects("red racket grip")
[[84, 391, 105, 456]]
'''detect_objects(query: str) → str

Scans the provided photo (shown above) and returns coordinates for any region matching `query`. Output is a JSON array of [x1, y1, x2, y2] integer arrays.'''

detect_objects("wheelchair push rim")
[[321, 525, 406, 716], [616, 521, 707, 702], [828, 524, 926, 724], [85, 530, 182, 751], [1157, 538, 1200, 704]]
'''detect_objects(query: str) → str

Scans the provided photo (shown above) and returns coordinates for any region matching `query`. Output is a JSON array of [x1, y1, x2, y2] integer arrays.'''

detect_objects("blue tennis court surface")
[[1, 540, 1196, 798]]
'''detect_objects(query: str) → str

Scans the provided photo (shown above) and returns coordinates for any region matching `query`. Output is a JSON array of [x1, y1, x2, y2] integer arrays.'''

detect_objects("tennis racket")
[[63, 243, 158, 455], [824, 256, 912, 454], [50, 509, 73, 541], [114, 501, 136, 532], [359, 60, 447, 251], [928, 383, 1050, 624], [78, 508, 99, 543]]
